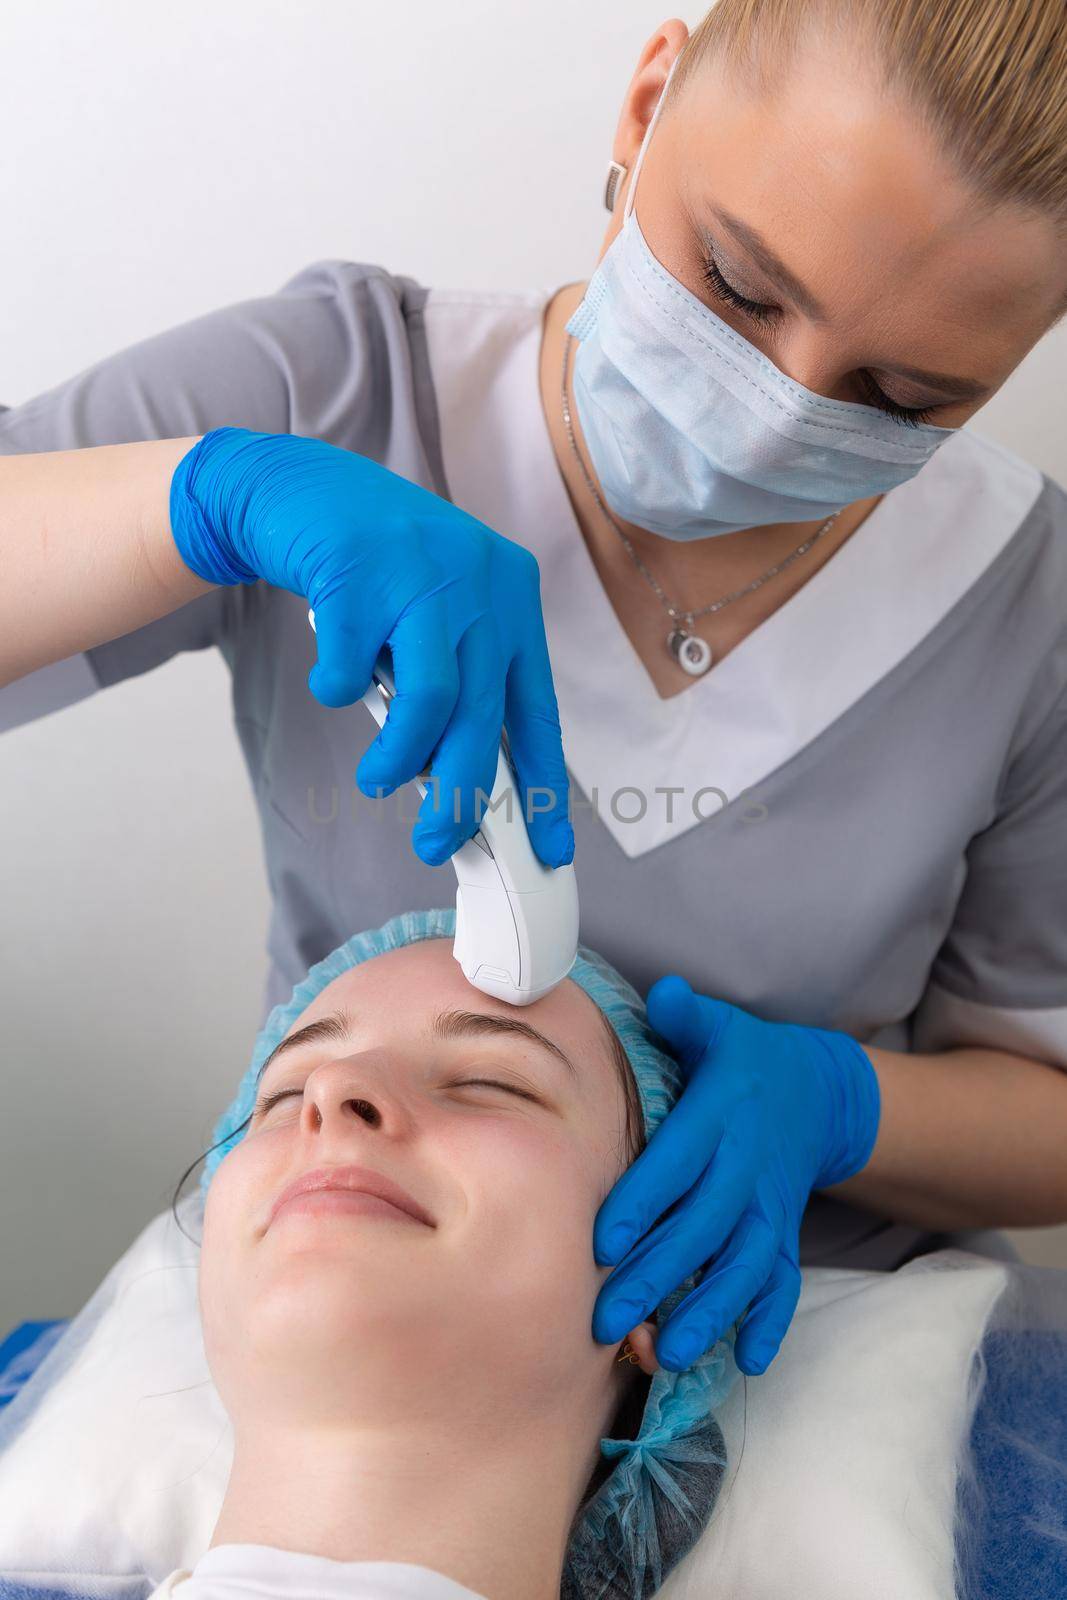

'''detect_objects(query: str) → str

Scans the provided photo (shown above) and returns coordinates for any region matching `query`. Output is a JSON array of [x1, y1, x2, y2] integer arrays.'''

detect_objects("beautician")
[[3, 1, 1066, 1379]]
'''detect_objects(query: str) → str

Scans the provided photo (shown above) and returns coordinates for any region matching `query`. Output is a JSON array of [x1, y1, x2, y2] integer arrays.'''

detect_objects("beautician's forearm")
[[0, 437, 214, 687], [827, 1044, 1067, 1231]]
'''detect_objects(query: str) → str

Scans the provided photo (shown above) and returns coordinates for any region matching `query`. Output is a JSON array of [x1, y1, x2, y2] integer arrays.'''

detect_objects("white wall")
[[1, 0, 1065, 1326]]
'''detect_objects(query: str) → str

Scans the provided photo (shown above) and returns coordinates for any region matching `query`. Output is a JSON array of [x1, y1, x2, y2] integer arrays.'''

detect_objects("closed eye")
[[453, 1077, 544, 1104], [701, 252, 779, 327], [254, 1087, 302, 1117]]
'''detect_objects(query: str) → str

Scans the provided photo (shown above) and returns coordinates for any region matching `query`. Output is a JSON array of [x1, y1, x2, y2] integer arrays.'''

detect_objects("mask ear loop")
[[622, 51, 684, 226]]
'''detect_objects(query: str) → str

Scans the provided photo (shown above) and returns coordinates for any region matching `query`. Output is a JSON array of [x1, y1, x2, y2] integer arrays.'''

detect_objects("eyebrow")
[[703, 206, 829, 320], [256, 1011, 356, 1086], [701, 207, 989, 400], [254, 1006, 578, 1089], [432, 1008, 578, 1079]]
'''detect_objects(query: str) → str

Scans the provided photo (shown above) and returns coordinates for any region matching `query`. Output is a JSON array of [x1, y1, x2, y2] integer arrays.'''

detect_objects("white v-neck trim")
[[423, 287, 1043, 859]]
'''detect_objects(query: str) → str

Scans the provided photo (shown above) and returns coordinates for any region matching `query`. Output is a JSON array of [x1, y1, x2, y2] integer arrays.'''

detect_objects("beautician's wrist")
[[804, 1027, 882, 1189], [169, 426, 266, 587]]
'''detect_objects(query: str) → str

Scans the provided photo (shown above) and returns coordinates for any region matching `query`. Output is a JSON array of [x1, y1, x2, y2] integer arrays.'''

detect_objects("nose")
[[299, 1054, 405, 1136], [773, 323, 866, 406]]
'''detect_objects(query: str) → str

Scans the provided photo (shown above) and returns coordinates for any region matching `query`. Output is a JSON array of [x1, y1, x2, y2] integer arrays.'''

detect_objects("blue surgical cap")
[[200, 908, 735, 1600]]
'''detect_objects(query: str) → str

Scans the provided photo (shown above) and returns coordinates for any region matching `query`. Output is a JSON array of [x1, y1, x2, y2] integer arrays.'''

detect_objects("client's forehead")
[[287, 938, 611, 1077]]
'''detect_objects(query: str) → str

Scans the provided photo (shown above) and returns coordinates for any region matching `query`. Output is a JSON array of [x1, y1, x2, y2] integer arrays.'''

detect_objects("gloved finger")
[[732, 1247, 803, 1377], [306, 588, 384, 710], [501, 561, 574, 869], [592, 1048, 747, 1265], [356, 599, 459, 800], [412, 614, 506, 866], [654, 1197, 782, 1371], [646, 975, 735, 1080], [592, 1093, 764, 1341]]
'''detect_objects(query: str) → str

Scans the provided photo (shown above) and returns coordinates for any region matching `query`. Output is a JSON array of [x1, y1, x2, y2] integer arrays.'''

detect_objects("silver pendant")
[[668, 628, 713, 677]]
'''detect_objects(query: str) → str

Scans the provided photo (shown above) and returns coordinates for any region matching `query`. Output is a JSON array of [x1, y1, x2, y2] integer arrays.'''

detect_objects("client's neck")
[[209, 1408, 596, 1600]]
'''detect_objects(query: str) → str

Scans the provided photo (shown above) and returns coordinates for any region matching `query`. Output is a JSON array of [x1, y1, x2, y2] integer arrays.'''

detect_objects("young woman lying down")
[[156, 908, 735, 1600]]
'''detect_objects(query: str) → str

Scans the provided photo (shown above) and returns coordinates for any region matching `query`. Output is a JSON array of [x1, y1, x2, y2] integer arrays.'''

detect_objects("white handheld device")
[[308, 611, 579, 1005]]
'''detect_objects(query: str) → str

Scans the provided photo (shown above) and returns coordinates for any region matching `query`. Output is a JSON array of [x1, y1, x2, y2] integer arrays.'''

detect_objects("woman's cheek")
[[457, 1112, 582, 1201], [469, 1121, 601, 1281], [200, 1142, 269, 1319]]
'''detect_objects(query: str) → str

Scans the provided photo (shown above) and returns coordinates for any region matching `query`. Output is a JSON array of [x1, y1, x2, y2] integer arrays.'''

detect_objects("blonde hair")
[[667, 0, 1067, 234]]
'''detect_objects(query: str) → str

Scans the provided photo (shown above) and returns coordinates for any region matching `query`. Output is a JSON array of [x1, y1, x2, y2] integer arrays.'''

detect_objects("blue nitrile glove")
[[169, 427, 573, 868], [592, 977, 881, 1376]]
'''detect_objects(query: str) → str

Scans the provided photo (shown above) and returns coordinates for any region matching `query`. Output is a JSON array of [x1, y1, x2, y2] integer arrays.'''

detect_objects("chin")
[[244, 1263, 445, 1345]]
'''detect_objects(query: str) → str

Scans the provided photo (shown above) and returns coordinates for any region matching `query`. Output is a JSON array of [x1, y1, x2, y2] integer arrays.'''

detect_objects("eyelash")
[[699, 254, 938, 428], [253, 1078, 540, 1117]]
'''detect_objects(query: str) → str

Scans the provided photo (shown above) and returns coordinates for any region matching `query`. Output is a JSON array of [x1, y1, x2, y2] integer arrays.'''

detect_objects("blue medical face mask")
[[564, 58, 955, 541]]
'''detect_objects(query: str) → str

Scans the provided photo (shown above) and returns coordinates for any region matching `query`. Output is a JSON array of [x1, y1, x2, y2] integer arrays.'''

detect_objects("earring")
[[616, 1339, 640, 1366], [603, 159, 628, 213]]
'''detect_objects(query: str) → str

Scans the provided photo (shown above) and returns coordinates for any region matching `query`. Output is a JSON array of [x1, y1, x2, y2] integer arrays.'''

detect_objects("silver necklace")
[[560, 332, 842, 677]]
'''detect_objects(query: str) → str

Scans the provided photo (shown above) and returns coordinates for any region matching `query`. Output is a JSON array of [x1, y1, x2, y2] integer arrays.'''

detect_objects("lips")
[[268, 1164, 435, 1229]]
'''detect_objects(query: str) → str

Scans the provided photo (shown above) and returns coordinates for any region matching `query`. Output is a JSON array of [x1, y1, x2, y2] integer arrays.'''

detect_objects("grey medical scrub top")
[[3, 259, 1065, 1270]]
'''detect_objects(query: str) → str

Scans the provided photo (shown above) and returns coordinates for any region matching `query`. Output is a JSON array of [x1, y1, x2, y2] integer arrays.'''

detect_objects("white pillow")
[[0, 1193, 1006, 1593], [662, 1253, 1007, 1600]]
